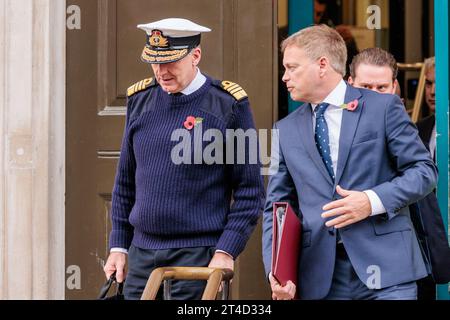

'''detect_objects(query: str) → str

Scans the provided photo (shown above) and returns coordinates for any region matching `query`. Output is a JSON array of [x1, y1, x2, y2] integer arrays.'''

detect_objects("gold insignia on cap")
[[221, 81, 248, 101], [141, 47, 188, 63], [149, 30, 169, 48], [127, 77, 154, 97]]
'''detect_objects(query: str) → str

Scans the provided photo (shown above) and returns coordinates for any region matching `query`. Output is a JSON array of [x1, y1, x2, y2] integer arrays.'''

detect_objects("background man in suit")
[[262, 25, 437, 300], [348, 50, 450, 300], [414, 57, 450, 299], [417, 57, 436, 160]]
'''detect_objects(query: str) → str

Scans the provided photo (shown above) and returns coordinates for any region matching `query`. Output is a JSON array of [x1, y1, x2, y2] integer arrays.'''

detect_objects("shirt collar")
[[311, 79, 347, 111], [180, 68, 206, 95]]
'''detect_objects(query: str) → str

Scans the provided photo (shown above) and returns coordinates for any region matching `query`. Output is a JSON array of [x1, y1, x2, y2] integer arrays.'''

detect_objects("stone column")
[[0, 0, 65, 299]]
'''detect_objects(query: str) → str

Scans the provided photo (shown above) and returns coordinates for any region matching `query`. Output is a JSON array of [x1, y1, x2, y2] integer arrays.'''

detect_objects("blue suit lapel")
[[335, 85, 363, 185], [296, 104, 334, 185]]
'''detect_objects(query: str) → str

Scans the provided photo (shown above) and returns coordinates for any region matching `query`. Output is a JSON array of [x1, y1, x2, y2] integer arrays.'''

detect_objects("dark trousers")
[[124, 245, 215, 300], [324, 244, 418, 300]]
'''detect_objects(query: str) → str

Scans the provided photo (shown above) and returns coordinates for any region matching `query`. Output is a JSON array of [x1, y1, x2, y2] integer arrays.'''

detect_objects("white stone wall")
[[0, 0, 65, 299]]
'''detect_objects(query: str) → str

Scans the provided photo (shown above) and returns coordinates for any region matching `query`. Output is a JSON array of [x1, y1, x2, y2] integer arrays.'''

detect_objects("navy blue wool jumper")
[[109, 75, 265, 258]]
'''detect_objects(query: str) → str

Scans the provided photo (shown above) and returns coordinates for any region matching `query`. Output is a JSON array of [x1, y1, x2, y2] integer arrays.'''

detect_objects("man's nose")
[[159, 63, 168, 72], [431, 83, 435, 95], [282, 71, 289, 83], [154, 64, 168, 75]]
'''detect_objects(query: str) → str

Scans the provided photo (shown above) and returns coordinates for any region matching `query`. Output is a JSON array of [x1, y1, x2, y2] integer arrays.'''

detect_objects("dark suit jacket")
[[412, 114, 450, 284], [417, 114, 435, 149], [410, 197, 450, 284]]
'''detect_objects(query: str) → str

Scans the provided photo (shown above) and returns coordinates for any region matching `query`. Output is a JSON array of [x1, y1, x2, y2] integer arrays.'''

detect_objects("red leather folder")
[[271, 202, 301, 289]]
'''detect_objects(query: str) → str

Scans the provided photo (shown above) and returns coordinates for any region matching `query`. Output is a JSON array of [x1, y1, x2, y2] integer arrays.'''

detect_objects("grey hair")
[[424, 56, 435, 73]]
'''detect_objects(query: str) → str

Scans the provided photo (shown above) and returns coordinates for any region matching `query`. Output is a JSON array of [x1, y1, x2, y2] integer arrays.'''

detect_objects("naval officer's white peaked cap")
[[137, 18, 211, 64], [137, 18, 211, 38]]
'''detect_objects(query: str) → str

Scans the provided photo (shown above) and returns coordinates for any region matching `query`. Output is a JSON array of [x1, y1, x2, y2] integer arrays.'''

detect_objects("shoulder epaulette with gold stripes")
[[220, 80, 248, 101], [127, 77, 156, 97]]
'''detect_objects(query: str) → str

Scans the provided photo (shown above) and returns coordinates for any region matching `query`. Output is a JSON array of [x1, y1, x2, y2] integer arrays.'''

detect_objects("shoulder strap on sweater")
[[214, 80, 248, 101], [127, 77, 157, 97]]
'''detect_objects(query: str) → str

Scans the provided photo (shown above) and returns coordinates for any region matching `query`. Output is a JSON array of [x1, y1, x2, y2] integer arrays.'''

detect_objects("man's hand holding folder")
[[270, 202, 301, 300]]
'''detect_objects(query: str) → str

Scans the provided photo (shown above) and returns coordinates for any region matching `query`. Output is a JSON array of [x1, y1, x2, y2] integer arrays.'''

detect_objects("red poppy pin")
[[183, 116, 203, 130], [340, 99, 359, 112]]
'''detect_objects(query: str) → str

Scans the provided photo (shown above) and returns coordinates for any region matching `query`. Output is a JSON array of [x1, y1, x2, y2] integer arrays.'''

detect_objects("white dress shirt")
[[429, 124, 437, 160], [167, 67, 206, 95], [311, 80, 386, 216]]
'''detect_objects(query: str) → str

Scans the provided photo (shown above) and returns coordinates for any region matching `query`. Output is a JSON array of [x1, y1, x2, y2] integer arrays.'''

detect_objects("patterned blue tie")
[[314, 103, 335, 181]]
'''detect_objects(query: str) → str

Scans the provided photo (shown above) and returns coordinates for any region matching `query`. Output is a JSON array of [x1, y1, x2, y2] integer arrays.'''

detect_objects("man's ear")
[[393, 79, 400, 96], [348, 76, 354, 85], [191, 47, 202, 66], [318, 56, 329, 77]]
